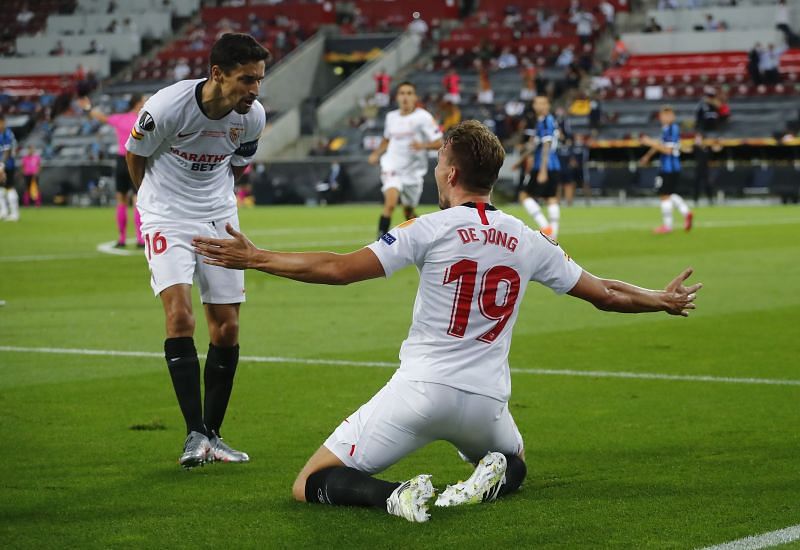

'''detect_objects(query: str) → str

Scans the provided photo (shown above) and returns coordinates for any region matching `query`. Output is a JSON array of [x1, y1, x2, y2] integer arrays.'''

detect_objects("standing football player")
[[639, 105, 694, 234], [0, 115, 19, 221], [518, 95, 561, 238], [194, 120, 702, 522], [368, 81, 442, 238], [125, 33, 269, 468], [80, 94, 147, 247]]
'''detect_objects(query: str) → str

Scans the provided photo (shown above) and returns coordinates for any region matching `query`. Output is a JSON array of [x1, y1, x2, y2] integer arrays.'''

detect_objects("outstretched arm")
[[567, 268, 702, 316], [193, 224, 385, 285]]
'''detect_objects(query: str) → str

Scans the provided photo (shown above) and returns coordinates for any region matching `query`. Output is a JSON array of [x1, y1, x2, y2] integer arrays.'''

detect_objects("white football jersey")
[[126, 79, 266, 221], [380, 107, 442, 178], [367, 203, 582, 402]]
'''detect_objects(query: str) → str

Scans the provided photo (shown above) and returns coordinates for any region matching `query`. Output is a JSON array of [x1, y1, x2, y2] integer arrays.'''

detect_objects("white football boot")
[[434, 452, 507, 507], [179, 431, 211, 469], [386, 474, 435, 522], [208, 431, 250, 463]]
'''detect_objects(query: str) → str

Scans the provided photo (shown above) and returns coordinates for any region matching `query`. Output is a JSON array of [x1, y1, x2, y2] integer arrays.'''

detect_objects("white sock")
[[660, 199, 673, 230], [670, 193, 690, 217], [0, 188, 8, 218], [547, 202, 561, 238], [6, 188, 19, 219], [522, 197, 549, 228]]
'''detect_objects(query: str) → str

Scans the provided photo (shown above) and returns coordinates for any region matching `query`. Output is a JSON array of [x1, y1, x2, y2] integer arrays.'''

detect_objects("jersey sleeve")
[[125, 94, 176, 157], [231, 102, 266, 167], [366, 216, 438, 278], [526, 228, 583, 294], [420, 111, 443, 143], [540, 116, 556, 143], [383, 113, 393, 140]]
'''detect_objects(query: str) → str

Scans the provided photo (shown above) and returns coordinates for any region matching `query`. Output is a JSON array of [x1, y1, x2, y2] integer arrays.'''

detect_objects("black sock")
[[304, 467, 400, 508], [497, 454, 527, 498], [203, 343, 239, 437], [377, 215, 391, 238], [164, 337, 205, 435]]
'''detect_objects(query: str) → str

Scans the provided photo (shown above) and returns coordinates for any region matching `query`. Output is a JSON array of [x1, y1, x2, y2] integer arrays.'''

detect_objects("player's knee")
[[292, 473, 308, 502], [166, 307, 195, 336], [212, 319, 239, 346]]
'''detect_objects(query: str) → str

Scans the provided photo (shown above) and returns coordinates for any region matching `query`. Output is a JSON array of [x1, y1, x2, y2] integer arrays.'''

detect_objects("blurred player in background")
[[80, 94, 147, 247], [518, 95, 560, 238], [640, 106, 694, 234], [21, 145, 42, 207], [125, 33, 269, 468], [368, 82, 442, 238], [193, 120, 702, 523], [0, 115, 19, 221]]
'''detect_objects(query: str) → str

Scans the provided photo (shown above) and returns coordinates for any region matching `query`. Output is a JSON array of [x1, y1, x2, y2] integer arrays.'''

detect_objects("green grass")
[[1, 204, 799, 548]]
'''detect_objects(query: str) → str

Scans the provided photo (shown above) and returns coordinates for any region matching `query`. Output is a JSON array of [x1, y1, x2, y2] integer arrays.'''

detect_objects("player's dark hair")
[[395, 81, 416, 94], [128, 93, 143, 111], [209, 33, 272, 73], [443, 120, 505, 193]]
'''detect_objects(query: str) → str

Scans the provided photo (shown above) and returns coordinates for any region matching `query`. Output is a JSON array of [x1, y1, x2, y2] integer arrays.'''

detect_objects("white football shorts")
[[139, 214, 246, 304], [380, 169, 423, 208], [324, 371, 524, 474]]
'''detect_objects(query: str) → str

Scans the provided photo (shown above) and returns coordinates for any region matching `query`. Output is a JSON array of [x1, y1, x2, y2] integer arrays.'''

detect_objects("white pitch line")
[[1, 345, 799, 387], [97, 240, 136, 256], [700, 524, 800, 550]]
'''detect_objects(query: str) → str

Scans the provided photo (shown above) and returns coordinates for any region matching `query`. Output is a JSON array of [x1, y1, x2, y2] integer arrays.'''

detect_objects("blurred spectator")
[[611, 35, 629, 67], [17, 3, 35, 29], [21, 145, 41, 208], [759, 42, 787, 84], [442, 68, 461, 104], [657, 0, 679, 9], [588, 95, 603, 132], [373, 69, 391, 107], [107, 0, 117, 14], [49, 41, 67, 56], [537, 10, 557, 37], [775, 0, 799, 47], [692, 133, 721, 205], [643, 17, 663, 33], [83, 40, 106, 55], [570, 9, 596, 45], [600, 0, 616, 33], [695, 87, 729, 132], [476, 60, 494, 104], [569, 93, 591, 116], [748, 43, 763, 84], [408, 12, 428, 36], [106, 19, 118, 33], [704, 14, 721, 31], [122, 17, 137, 34], [315, 162, 343, 206], [578, 43, 594, 73], [439, 100, 461, 132], [556, 46, 575, 68], [497, 47, 518, 69], [173, 58, 191, 81], [520, 59, 537, 100]]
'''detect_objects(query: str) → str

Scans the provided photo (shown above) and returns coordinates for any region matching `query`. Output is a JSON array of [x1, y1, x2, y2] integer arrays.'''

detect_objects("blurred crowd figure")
[[749, 42, 788, 85]]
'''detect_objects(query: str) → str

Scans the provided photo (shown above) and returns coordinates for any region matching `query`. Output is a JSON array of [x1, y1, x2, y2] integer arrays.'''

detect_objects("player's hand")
[[536, 170, 547, 184], [410, 141, 425, 151], [192, 224, 257, 270], [368, 151, 380, 165], [662, 268, 703, 317]]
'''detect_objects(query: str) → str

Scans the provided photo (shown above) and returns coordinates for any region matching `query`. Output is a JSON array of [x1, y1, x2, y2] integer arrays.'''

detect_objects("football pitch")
[[1, 203, 799, 548]]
